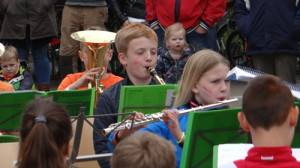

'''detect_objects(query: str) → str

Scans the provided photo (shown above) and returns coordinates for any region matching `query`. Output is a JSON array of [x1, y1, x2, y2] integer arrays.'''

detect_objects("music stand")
[[117, 84, 179, 122], [180, 108, 248, 168]]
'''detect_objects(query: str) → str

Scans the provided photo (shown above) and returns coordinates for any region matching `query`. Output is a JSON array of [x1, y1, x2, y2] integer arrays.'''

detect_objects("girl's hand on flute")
[[162, 110, 183, 142], [117, 112, 147, 140]]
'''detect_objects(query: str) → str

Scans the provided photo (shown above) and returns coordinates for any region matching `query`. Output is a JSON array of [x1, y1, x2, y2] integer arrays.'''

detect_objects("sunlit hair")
[[242, 75, 294, 130], [111, 132, 176, 168], [0, 45, 18, 62], [115, 23, 158, 54], [173, 49, 229, 107], [164, 23, 188, 48], [17, 98, 72, 168]]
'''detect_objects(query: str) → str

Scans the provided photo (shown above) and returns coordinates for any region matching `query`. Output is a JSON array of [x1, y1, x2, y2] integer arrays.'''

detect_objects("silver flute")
[[102, 98, 238, 136]]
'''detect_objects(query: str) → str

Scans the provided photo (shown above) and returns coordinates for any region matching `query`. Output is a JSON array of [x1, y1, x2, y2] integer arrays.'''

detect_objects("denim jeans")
[[9, 34, 51, 85], [186, 31, 209, 52]]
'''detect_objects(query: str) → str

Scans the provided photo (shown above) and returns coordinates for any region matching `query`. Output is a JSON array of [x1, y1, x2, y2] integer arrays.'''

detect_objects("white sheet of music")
[[226, 66, 300, 100], [217, 143, 300, 167]]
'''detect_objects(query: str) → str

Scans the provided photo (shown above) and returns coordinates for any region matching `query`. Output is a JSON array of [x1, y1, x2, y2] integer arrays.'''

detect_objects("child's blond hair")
[[115, 24, 157, 54], [111, 132, 176, 168], [164, 23, 188, 48], [173, 49, 229, 107], [0, 45, 19, 63]]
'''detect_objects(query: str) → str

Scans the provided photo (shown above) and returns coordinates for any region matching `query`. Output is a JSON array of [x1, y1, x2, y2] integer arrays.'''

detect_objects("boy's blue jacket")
[[108, 105, 189, 168], [234, 0, 300, 55]]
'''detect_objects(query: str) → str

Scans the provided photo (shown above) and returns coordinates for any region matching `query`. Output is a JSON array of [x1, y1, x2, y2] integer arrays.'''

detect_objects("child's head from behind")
[[116, 24, 158, 83], [111, 132, 176, 168], [174, 49, 230, 107], [0, 45, 20, 77], [164, 23, 187, 51], [241, 75, 297, 131], [18, 98, 72, 168]]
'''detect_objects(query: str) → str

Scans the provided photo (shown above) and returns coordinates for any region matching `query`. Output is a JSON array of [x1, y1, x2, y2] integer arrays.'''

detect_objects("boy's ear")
[[237, 112, 250, 132], [290, 106, 299, 127], [78, 51, 84, 61], [108, 49, 113, 61], [118, 53, 127, 66]]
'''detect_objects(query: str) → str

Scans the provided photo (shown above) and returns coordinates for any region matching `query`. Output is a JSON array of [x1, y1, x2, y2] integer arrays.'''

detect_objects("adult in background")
[[108, 0, 146, 28], [146, 0, 226, 51], [59, 0, 108, 78], [0, 0, 57, 91], [235, 0, 300, 84]]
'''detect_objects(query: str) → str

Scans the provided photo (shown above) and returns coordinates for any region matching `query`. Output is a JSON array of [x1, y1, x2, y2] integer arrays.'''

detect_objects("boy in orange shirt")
[[57, 42, 123, 91]]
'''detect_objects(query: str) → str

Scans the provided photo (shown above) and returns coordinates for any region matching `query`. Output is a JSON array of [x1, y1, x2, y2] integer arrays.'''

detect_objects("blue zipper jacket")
[[234, 0, 300, 55], [155, 47, 193, 84]]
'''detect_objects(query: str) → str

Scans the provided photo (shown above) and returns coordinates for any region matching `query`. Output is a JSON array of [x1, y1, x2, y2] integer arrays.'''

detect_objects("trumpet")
[[102, 98, 238, 136], [147, 67, 165, 85]]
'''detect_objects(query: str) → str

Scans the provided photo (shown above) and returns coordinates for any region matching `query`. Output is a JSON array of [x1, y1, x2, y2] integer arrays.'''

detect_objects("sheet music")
[[227, 66, 300, 100], [217, 144, 300, 167]]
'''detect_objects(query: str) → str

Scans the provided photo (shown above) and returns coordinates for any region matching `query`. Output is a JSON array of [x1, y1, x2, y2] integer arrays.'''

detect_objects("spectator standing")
[[146, 0, 226, 51], [0, 0, 57, 91], [108, 0, 146, 28], [59, 0, 108, 78], [234, 0, 300, 84], [155, 23, 193, 84]]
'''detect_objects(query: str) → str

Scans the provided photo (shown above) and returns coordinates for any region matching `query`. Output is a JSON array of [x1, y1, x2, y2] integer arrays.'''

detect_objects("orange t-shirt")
[[0, 81, 14, 92], [57, 72, 123, 91]]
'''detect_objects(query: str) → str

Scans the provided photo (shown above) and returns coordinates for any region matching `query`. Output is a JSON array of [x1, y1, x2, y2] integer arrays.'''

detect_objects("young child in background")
[[93, 23, 159, 168], [0, 80, 14, 92], [220, 75, 300, 168], [57, 42, 123, 90], [0, 45, 34, 90], [110, 49, 231, 167], [111, 132, 176, 168], [155, 23, 193, 84], [17, 98, 73, 168], [57, 26, 123, 91]]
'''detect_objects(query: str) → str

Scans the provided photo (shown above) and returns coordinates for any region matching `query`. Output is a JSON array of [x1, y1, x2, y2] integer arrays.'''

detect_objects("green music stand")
[[0, 135, 19, 143], [0, 88, 95, 131], [117, 84, 179, 122], [180, 108, 248, 168], [291, 101, 300, 148]]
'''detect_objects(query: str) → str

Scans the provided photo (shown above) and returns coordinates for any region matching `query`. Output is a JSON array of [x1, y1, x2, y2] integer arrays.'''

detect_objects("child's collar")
[[2, 71, 19, 81], [190, 97, 202, 108]]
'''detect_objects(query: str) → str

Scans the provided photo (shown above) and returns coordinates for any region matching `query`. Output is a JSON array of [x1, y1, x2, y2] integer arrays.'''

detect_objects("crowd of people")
[[1, 0, 300, 168]]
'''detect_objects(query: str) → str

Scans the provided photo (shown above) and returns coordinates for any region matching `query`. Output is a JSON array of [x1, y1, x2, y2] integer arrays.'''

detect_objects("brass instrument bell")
[[71, 30, 116, 105]]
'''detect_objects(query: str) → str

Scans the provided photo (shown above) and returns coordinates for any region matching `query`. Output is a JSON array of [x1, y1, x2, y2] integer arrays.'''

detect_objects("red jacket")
[[220, 147, 300, 168], [146, 0, 226, 30]]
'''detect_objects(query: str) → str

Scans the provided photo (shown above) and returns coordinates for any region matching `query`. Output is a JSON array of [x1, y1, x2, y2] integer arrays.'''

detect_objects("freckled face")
[[122, 37, 158, 81], [0, 58, 20, 77], [192, 63, 230, 105]]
